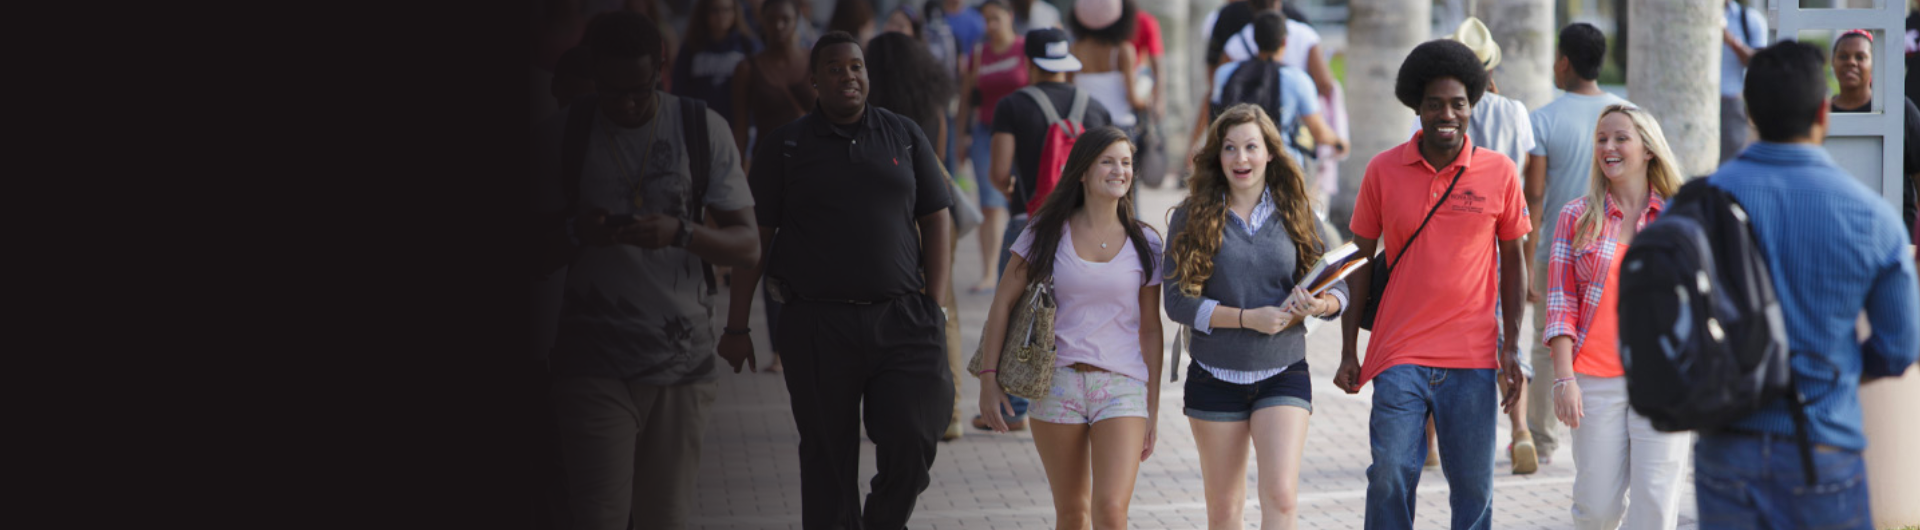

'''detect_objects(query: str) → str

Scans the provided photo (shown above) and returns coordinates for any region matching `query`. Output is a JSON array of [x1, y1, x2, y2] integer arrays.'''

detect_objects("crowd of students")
[[530, 1, 1920, 529]]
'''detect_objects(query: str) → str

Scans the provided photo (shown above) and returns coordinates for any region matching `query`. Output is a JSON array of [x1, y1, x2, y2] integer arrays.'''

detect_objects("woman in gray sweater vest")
[[1163, 104, 1348, 528], [974, 127, 1165, 529]]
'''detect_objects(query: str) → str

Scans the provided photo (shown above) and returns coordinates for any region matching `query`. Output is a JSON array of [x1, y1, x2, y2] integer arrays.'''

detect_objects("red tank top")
[[975, 37, 1029, 125]]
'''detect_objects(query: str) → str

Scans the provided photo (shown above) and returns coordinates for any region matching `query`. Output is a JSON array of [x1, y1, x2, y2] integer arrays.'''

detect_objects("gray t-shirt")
[[532, 92, 753, 385], [1407, 91, 1535, 187], [1528, 90, 1631, 261]]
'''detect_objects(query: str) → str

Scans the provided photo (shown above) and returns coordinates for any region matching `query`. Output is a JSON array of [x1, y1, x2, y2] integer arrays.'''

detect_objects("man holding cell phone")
[[531, 11, 763, 530]]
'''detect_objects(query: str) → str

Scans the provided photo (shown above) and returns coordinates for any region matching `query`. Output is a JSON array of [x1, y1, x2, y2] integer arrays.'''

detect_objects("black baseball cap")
[[1024, 27, 1083, 72]]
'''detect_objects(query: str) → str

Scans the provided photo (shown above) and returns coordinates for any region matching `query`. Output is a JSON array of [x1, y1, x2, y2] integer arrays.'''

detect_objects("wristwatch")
[[671, 217, 695, 248]]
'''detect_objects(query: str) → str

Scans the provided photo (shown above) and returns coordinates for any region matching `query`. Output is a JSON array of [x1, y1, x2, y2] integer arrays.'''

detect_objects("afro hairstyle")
[[1394, 39, 1488, 110]]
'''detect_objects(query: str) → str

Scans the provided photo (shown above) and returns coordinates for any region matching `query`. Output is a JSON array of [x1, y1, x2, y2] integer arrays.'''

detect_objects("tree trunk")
[[1332, 0, 1430, 234], [1139, 0, 1194, 184], [1627, 0, 1721, 176], [1180, 0, 1225, 179], [1475, 0, 1556, 111]]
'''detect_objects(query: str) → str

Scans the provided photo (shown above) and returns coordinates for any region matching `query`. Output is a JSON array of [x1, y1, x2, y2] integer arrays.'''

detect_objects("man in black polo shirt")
[[724, 30, 956, 530], [979, 26, 1113, 430]]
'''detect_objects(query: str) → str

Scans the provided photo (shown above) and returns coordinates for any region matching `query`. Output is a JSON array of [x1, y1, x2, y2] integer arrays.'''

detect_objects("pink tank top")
[[975, 37, 1029, 125]]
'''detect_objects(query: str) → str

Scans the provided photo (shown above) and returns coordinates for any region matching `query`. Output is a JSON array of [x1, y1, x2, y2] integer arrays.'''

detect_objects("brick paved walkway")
[[689, 181, 1697, 529]]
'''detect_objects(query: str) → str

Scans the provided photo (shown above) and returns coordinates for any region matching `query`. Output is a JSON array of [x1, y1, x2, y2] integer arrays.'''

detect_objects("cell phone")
[[604, 214, 638, 228]]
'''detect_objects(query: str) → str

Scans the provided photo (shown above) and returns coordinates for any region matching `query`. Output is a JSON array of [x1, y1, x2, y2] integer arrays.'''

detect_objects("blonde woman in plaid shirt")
[[1542, 104, 1690, 530]]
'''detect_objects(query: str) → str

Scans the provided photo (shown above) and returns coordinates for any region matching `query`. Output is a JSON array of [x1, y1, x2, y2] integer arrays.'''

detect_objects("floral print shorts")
[[1030, 366, 1150, 424]]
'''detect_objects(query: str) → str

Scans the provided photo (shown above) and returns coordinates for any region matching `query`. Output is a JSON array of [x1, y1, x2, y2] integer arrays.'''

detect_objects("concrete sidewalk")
[[688, 180, 1696, 529]]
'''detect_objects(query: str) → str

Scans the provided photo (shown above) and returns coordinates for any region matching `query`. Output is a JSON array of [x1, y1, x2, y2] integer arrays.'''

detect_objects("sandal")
[[1510, 434, 1539, 475]]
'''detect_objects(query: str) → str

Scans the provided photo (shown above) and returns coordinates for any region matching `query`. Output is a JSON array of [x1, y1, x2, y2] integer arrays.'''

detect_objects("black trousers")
[[776, 292, 953, 530]]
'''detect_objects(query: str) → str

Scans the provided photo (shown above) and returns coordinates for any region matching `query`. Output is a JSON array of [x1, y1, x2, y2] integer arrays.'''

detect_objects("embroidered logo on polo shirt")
[[1451, 189, 1487, 213]]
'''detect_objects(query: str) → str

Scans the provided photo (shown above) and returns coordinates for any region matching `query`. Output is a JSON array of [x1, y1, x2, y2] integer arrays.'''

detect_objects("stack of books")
[[1302, 241, 1368, 297], [1287, 241, 1369, 332]]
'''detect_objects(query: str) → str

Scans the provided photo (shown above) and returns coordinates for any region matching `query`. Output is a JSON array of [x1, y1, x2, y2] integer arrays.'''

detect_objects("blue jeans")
[[1365, 364, 1497, 530], [1694, 433, 1873, 530], [970, 121, 1009, 209], [993, 215, 1030, 419]]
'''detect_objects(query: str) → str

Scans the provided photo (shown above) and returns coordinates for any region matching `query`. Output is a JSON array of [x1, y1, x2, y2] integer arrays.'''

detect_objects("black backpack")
[[1214, 61, 1315, 160], [535, 94, 718, 294], [1616, 177, 1818, 484]]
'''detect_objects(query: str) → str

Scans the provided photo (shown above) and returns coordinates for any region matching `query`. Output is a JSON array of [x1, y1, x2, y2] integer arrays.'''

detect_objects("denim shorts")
[[1183, 359, 1313, 422]]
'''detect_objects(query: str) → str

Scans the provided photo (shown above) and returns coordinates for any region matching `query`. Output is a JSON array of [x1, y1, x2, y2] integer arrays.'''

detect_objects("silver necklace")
[[1080, 214, 1118, 249]]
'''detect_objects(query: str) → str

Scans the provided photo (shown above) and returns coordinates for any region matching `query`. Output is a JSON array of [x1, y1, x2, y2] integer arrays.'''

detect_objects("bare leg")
[[1189, 417, 1252, 530], [1088, 417, 1148, 530], [1031, 420, 1093, 530], [1249, 406, 1311, 530], [1509, 376, 1537, 474], [973, 207, 1006, 292]]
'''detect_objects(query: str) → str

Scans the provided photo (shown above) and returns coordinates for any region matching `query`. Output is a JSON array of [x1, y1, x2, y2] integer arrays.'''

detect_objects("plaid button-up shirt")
[[1542, 193, 1666, 354]]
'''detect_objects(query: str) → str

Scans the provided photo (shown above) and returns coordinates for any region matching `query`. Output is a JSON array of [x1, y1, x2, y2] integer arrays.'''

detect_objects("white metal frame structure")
[[1766, 0, 1908, 209]]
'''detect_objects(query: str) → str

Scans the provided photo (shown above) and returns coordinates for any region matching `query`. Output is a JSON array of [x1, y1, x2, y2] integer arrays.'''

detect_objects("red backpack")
[[1014, 86, 1090, 215]]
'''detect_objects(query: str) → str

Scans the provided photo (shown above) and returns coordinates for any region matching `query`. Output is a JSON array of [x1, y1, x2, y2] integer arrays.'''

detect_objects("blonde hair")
[[1572, 104, 1685, 248], [1168, 104, 1322, 297]]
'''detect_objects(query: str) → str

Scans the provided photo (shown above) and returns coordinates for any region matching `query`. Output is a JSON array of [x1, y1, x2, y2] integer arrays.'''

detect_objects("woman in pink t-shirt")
[[975, 127, 1164, 529]]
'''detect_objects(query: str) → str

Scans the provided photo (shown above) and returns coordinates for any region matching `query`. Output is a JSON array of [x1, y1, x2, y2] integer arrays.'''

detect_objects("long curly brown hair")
[[1169, 104, 1323, 297]]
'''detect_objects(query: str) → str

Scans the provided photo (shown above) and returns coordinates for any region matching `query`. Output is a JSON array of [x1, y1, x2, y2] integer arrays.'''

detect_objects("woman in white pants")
[[1542, 104, 1691, 530]]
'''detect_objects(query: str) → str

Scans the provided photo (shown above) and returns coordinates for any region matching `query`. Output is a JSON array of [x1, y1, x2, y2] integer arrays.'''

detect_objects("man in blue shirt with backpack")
[[1695, 40, 1919, 529]]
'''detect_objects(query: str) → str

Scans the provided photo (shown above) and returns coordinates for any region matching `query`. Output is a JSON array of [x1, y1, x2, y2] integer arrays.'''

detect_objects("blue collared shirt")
[[1711, 141, 1920, 451]]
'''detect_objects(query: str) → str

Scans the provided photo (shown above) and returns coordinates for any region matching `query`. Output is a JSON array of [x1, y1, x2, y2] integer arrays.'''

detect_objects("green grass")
[[1330, 52, 1346, 87]]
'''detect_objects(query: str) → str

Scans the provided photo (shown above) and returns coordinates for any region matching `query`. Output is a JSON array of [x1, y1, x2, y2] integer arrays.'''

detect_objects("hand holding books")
[[1279, 242, 1370, 331]]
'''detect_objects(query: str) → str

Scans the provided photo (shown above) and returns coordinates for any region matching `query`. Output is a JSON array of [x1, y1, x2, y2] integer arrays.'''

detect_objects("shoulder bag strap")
[[1388, 148, 1474, 271]]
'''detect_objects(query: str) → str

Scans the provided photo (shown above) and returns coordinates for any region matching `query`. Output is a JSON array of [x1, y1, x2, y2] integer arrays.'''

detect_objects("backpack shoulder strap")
[[1020, 86, 1063, 125], [678, 95, 719, 295], [1736, 2, 1752, 46], [1067, 87, 1090, 122], [1268, 61, 1285, 122], [561, 94, 601, 213], [1066, 88, 1090, 132]]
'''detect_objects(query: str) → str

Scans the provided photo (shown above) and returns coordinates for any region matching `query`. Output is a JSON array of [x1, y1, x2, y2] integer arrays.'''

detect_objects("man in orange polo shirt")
[[1336, 39, 1528, 530]]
